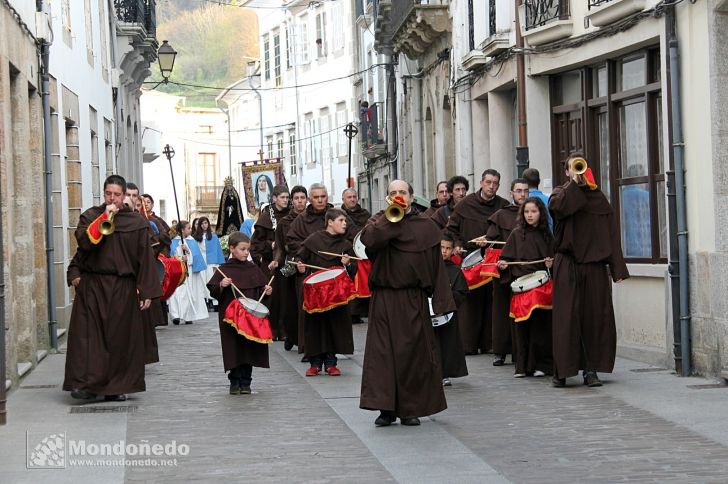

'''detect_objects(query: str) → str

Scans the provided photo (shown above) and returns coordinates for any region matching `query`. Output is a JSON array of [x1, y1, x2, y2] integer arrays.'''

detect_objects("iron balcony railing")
[[114, 0, 157, 37], [196, 185, 224, 208], [588, 0, 612, 8], [489, 0, 497, 36], [524, 0, 569, 30], [360, 102, 385, 150]]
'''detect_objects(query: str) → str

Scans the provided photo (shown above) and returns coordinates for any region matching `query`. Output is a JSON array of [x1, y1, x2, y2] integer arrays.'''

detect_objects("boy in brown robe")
[[295, 209, 356, 376], [445, 169, 510, 355], [359, 180, 456, 427], [437, 236, 469, 386], [207, 232, 273, 395], [63, 175, 160, 402], [548, 155, 629, 387]]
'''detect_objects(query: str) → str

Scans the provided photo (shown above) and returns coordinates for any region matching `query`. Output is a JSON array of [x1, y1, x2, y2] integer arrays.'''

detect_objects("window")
[[277, 136, 284, 160], [298, 16, 310, 64], [263, 35, 271, 81], [285, 23, 293, 69], [336, 108, 347, 156], [267, 137, 274, 159], [289, 130, 297, 174], [198, 153, 217, 186], [98, 0, 109, 81], [316, 12, 327, 59], [551, 49, 665, 262], [273, 31, 281, 87], [332, 4, 344, 51], [320, 110, 330, 162], [84, 0, 94, 66]]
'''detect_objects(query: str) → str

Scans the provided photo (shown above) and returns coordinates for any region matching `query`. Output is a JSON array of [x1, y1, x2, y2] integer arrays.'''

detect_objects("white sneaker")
[[514, 373, 526, 378], [442, 378, 452, 387], [533, 370, 545, 377]]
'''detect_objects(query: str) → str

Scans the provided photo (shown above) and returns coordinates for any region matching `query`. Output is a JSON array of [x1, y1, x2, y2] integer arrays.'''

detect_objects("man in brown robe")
[[251, 184, 291, 340], [341, 188, 371, 324], [285, 183, 334, 355], [63, 175, 160, 402], [446, 169, 510, 354], [549, 155, 629, 387], [273, 185, 308, 351], [424, 180, 450, 217], [432, 176, 469, 230], [360, 180, 456, 427], [485, 178, 529, 366]]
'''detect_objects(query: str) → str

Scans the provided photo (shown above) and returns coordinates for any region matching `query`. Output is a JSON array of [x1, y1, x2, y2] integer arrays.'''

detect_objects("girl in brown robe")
[[296, 209, 356, 376], [498, 197, 555, 378], [207, 232, 273, 395]]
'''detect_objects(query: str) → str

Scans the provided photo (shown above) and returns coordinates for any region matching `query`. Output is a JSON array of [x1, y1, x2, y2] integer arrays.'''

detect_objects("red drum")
[[461, 250, 492, 290], [303, 268, 356, 313], [353, 259, 372, 298], [159, 254, 188, 301], [223, 298, 273, 343], [509, 277, 553, 323], [479, 248, 502, 279]]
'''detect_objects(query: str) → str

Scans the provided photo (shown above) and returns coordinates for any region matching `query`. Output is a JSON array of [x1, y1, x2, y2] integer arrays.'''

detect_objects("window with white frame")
[[336, 107, 347, 156], [316, 12, 327, 59], [285, 23, 293, 69], [289, 130, 297, 174], [312, 118, 321, 165], [267, 137, 274, 160], [273, 30, 281, 87], [332, 3, 344, 51], [298, 16, 310, 64], [304, 113, 313, 164], [277, 135, 284, 160], [263, 34, 271, 81], [320, 109, 330, 161]]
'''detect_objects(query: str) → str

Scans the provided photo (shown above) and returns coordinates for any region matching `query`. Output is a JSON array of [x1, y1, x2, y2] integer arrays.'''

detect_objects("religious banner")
[[241, 160, 287, 214]]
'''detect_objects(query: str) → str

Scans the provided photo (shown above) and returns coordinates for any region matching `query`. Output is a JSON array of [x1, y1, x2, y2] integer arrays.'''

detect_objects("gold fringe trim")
[[223, 317, 273, 344], [303, 294, 358, 314], [510, 304, 553, 323]]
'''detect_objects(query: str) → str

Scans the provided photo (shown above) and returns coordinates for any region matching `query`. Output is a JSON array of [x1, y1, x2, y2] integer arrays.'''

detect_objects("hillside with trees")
[[151, 1, 259, 106]]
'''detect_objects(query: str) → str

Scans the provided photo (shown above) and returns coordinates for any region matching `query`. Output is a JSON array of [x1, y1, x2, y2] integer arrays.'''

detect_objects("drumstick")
[[214, 267, 250, 301], [467, 236, 507, 244], [317, 250, 364, 261], [258, 275, 275, 304], [501, 259, 548, 266], [285, 260, 328, 271]]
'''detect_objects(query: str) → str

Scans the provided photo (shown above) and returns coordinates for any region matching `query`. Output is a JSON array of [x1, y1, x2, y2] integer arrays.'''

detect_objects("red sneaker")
[[305, 366, 321, 377], [325, 366, 341, 376]]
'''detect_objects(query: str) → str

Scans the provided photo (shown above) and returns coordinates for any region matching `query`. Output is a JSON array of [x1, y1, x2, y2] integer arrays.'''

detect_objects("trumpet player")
[[548, 154, 629, 388], [63, 175, 161, 403]]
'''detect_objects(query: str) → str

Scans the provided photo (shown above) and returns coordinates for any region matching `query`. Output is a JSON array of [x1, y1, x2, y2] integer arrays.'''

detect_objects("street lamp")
[[247, 61, 264, 161], [157, 40, 177, 83]]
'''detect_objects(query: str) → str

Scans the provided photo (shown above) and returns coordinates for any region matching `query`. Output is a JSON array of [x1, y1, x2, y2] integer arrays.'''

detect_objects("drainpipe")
[[41, 36, 58, 351], [514, 0, 529, 175], [667, 8, 691, 376], [0, 118, 5, 425], [386, 55, 398, 179]]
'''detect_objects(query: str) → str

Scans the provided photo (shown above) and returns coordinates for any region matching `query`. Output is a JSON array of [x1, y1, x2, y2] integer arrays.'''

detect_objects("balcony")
[[586, 0, 646, 27], [196, 185, 224, 210], [113, 0, 158, 89], [374, 0, 450, 58], [521, 0, 572, 46], [360, 103, 387, 159]]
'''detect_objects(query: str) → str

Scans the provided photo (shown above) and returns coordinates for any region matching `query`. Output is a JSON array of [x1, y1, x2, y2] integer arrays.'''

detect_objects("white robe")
[[168, 237, 209, 322]]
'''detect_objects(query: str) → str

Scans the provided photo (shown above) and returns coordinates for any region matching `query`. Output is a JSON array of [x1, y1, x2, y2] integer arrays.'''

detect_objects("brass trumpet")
[[384, 196, 405, 223], [99, 212, 115, 235], [570, 157, 588, 175]]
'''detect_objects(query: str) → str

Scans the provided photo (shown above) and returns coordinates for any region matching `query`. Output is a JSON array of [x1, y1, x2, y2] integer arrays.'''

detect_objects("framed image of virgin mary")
[[241, 161, 287, 213]]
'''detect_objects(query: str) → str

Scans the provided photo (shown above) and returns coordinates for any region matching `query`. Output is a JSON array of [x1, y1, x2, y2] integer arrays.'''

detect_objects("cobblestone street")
[[3, 313, 728, 483]]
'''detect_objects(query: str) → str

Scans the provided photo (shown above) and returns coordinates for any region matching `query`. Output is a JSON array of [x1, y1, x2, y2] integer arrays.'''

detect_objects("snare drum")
[[428, 297, 453, 327], [159, 254, 188, 301], [461, 250, 492, 290], [353, 231, 368, 260], [510, 270, 550, 293], [223, 298, 273, 343], [303, 268, 356, 313], [509, 271, 553, 323]]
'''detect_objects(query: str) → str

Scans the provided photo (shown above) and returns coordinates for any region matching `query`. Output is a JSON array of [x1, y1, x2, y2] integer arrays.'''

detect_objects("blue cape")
[[205, 233, 226, 265], [170, 236, 207, 273]]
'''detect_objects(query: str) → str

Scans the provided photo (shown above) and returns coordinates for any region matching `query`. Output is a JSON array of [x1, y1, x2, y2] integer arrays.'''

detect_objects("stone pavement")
[[3, 312, 728, 483]]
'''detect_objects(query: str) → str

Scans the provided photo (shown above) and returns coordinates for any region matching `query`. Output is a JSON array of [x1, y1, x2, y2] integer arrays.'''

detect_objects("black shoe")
[[552, 377, 566, 388], [400, 416, 421, 426], [71, 389, 97, 400], [104, 394, 127, 402], [301, 356, 309, 363], [172, 318, 180, 325], [240, 386, 252, 395], [284, 339, 294, 351], [351, 317, 363, 325], [185, 320, 193, 324], [493, 355, 506, 366], [229, 383, 241, 395], [584, 372, 602, 387], [374, 411, 396, 427]]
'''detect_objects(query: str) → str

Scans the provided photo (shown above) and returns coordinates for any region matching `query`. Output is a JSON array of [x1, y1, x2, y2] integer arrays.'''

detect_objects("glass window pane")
[[656, 96, 664, 174], [617, 56, 646, 91], [657, 181, 667, 258], [592, 66, 607, 98], [561, 71, 582, 104], [619, 102, 648, 177], [620, 183, 652, 258], [598, 112, 610, 199]]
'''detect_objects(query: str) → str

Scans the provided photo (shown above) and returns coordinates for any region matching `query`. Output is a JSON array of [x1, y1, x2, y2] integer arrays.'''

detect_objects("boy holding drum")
[[207, 232, 273, 395]]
